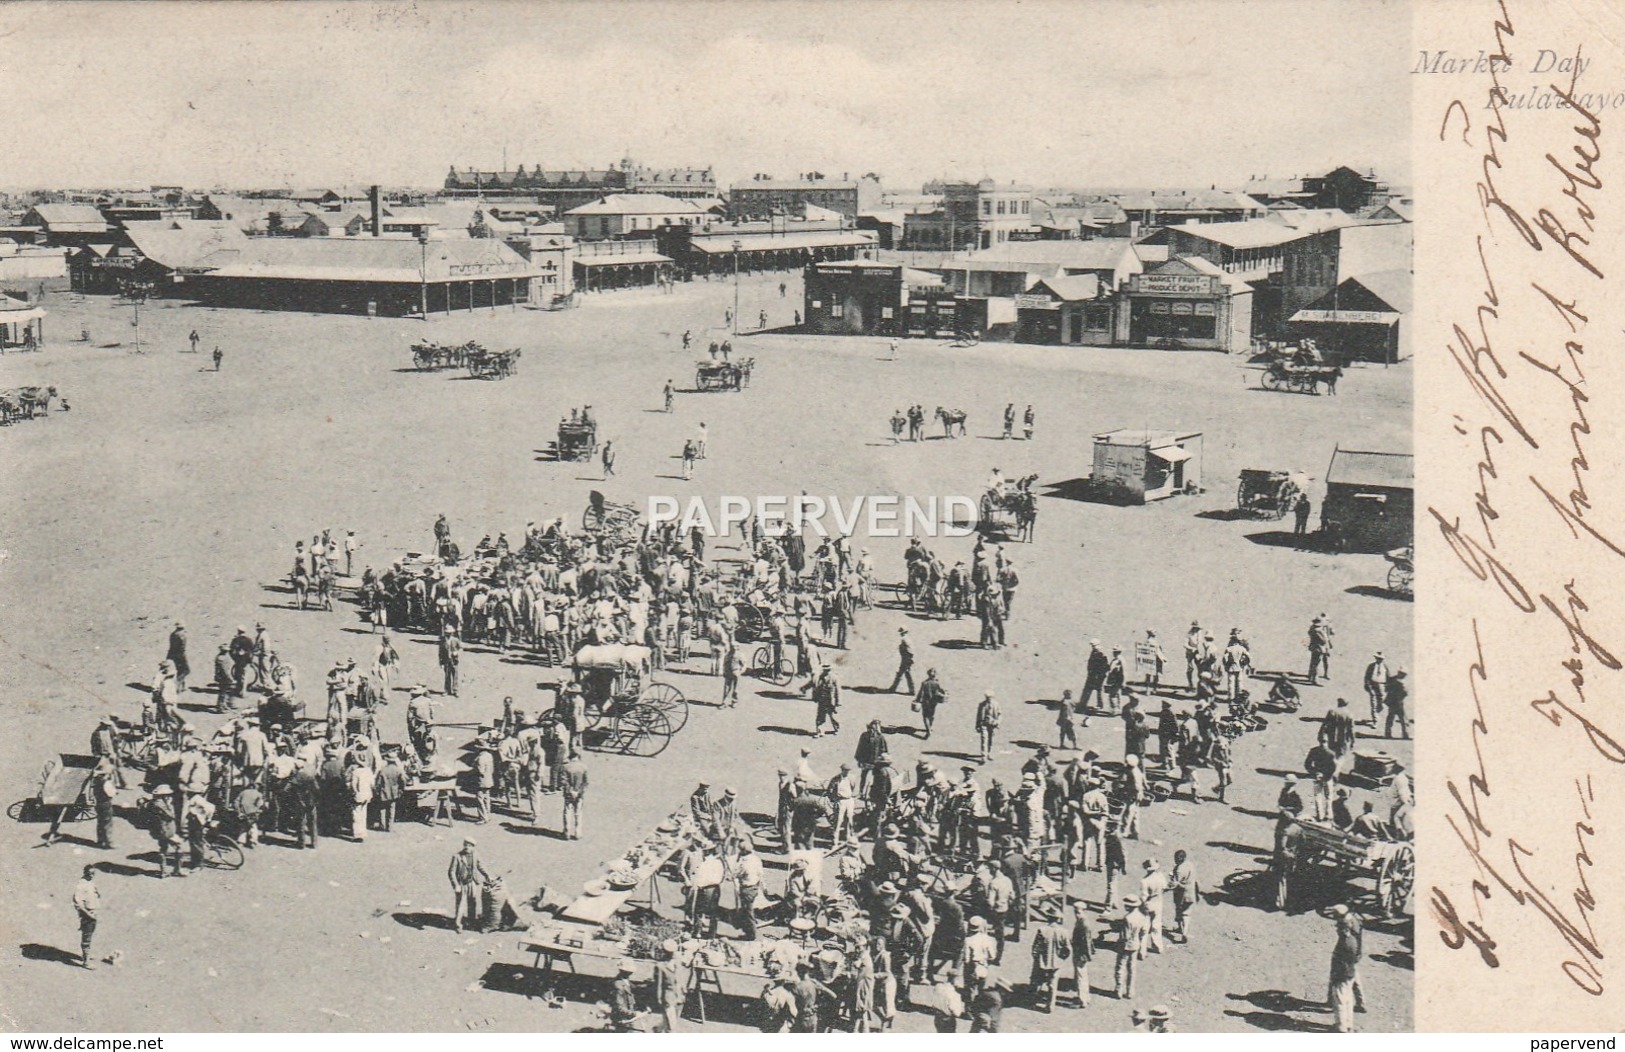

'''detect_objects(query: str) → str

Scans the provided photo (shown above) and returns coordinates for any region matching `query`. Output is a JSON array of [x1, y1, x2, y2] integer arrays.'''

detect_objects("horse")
[[935, 407, 968, 438]]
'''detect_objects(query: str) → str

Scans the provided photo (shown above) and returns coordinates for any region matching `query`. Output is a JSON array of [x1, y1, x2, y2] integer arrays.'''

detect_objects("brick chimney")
[[369, 185, 381, 237]]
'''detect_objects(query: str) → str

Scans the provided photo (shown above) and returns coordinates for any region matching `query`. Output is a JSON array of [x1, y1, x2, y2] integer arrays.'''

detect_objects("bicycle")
[[750, 645, 795, 686]]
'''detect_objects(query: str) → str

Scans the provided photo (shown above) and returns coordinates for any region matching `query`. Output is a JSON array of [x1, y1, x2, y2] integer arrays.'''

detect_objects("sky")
[[0, 0, 1411, 192]]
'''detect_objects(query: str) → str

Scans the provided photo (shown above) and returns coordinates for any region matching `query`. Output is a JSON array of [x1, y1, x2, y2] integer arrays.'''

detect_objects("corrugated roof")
[[947, 238, 1136, 270], [566, 194, 704, 216], [1029, 274, 1100, 301], [26, 203, 109, 230], [122, 219, 251, 270], [574, 251, 672, 267], [1168, 220, 1318, 250], [1327, 449, 1413, 490], [689, 231, 875, 253], [203, 236, 539, 283], [1345, 269, 1413, 313]]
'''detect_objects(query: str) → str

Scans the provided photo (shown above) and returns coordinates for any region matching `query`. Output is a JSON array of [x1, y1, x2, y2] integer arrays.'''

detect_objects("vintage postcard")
[[0, 0, 1616, 1039]]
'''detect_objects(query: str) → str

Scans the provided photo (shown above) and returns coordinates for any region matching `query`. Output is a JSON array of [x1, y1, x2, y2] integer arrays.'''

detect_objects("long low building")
[[190, 236, 541, 315]]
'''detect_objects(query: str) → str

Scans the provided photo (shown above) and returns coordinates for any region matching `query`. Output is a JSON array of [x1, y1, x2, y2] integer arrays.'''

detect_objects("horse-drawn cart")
[[977, 473, 1038, 541], [555, 419, 598, 462], [1261, 358, 1341, 395], [1385, 546, 1413, 597], [1236, 469, 1302, 519], [1275, 818, 1415, 917], [695, 359, 750, 392], [411, 340, 481, 371], [582, 490, 642, 540], [466, 347, 521, 380], [568, 644, 689, 757]]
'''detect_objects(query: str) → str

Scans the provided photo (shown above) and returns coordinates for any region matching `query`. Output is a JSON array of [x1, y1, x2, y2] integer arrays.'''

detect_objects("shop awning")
[[1290, 308, 1401, 324], [0, 307, 46, 322], [1149, 445, 1191, 464], [574, 253, 672, 267]]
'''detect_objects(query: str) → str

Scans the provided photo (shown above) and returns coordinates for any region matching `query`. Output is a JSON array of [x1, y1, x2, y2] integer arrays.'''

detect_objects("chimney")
[[369, 185, 382, 237]]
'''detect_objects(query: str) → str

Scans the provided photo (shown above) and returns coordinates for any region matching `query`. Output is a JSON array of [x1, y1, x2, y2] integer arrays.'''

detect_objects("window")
[[982, 200, 992, 216], [997, 201, 1006, 215], [830, 303, 844, 318]]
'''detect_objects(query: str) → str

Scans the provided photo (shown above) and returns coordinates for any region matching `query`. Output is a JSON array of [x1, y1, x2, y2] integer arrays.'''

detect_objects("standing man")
[[144, 787, 183, 877], [213, 644, 235, 713], [1307, 614, 1334, 684], [888, 336, 899, 360], [448, 837, 490, 932], [663, 379, 675, 413], [212, 345, 223, 371], [1319, 697, 1358, 760], [1140, 858, 1168, 953], [807, 664, 842, 737], [696, 421, 708, 459], [1002, 403, 1015, 440], [167, 623, 190, 695], [1362, 652, 1389, 726], [1114, 896, 1149, 999], [343, 530, 358, 577], [721, 642, 741, 707], [89, 754, 117, 849], [975, 691, 1001, 763], [1081, 641, 1109, 712], [1384, 671, 1410, 739], [601, 439, 616, 479], [1293, 493, 1312, 536], [914, 668, 946, 739], [888, 628, 915, 694], [73, 866, 101, 969], [375, 747, 405, 832], [439, 630, 461, 697], [189, 329, 200, 354], [560, 748, 588, 840], [229, 625, 254, 697], [1068, 902, 1097, 1008], [1327, 904, 1364, 1032]]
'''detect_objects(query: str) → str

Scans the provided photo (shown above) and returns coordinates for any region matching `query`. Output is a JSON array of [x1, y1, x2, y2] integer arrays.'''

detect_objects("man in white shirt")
[[829, 764, 860, 845], [687, 848, 726, 938], [73, 866, 101, 968], [1140, 858, 1169, 953], [735, 842, 765, 941]]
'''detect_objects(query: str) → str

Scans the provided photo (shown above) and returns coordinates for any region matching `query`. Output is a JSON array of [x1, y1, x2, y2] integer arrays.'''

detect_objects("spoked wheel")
[[1378, 844, 1415, 917], [204, 835, 244, 870], [732, 604, 766, 644], [1387, 564, 1414, 595], [770, 658, 795, 687], [639, 682, 688, 732], [751, 646, 775, 678], [614, 707, 673, 758], [582, 508, 603, 531], [1262, 370, 1285, 391]]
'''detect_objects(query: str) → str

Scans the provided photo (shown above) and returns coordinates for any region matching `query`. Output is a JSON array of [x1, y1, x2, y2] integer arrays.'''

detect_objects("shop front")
[[1120, 258, 1250, 351]]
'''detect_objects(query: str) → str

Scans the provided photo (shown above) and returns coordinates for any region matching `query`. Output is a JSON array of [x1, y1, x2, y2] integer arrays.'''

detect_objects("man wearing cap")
[[607, 959, 641, 1031], [805, 664, 841, 737], [1362, 651, 1389, 726], [961, 915, 998, 997], [1114, 896, 1150, 998], [292, 750, 321, 849], [1067, 902, 1098, 1007], [1384, 670, 1410, 739], [448, 838, 491, 932], [1319, 697, 1357, 759], [86, 753, 117, 850], [72, 865, 102, 968], [914, 667, 946, 739]]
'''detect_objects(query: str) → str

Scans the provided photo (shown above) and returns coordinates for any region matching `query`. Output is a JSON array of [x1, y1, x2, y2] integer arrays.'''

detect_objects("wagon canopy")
[[572, 643, 653, 670]]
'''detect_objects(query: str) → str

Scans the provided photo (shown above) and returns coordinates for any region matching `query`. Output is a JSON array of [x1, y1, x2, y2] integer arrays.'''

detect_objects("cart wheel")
[[1380, 845, 1415, 917], [733, 605, 766, 644], [618, 707, 673, 757], [1262, 371, 1284, 391], [1387, 564, 1413, 595], [62, 801, 95, 823], [639, 682, 688, 733], [8, 799, 38, 822], [205, 835, 244, 870]]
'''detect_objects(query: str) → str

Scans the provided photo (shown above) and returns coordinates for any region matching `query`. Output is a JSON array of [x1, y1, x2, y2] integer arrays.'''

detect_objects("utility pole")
[[732, 239, 742, 335]]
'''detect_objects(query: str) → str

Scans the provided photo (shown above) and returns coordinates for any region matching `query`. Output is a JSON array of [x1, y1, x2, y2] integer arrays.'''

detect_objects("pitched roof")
[[1327, 449, 1413, 490], [1029, 274, 1101, 301], [27, 203, 109, 230], [1167, 219, 1319, 250], [1344, 269, 1413, 313], [565, 194, 705, 217], [1171, 255, 1255, 294], [950, 238, 1136, 270], [202, 236, 538, 283], [122, 219, 251, 270]]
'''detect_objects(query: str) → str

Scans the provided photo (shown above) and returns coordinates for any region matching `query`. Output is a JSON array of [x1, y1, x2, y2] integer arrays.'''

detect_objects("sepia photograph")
[[0, 0, 1419, 1036]]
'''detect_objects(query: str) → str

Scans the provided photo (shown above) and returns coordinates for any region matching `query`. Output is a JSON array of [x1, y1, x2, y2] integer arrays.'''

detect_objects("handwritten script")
[[1428, 0, 1617, 998]]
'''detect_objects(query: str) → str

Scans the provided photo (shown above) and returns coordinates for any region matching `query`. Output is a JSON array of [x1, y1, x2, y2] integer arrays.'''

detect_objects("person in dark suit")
[[1081, 641, 1110, 711]]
